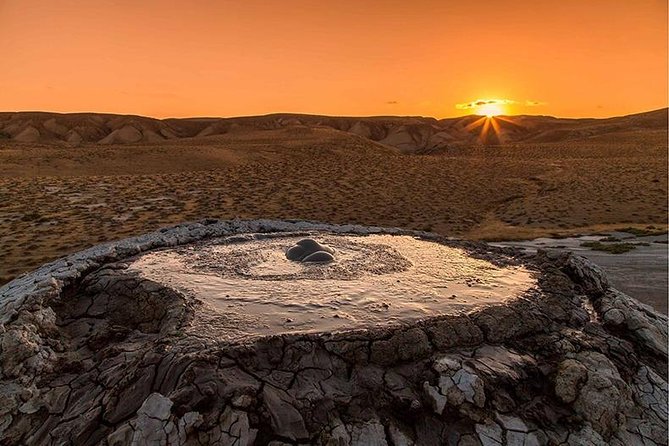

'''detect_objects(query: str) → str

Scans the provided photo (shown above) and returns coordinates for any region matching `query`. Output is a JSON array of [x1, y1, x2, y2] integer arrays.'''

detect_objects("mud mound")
[[0, 220, 666, 446]]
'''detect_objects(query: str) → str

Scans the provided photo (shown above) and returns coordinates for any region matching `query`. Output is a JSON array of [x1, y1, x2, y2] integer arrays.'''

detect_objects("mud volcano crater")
[[0, 220, 666, 446]]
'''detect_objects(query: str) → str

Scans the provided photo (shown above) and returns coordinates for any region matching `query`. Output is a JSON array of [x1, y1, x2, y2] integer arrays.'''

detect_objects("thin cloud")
[[455, 98, 545, 110], [456, 98, 516, 110]]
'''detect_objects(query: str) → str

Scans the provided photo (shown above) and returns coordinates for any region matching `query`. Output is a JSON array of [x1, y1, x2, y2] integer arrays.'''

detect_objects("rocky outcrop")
[[0, 220, 666, 445]]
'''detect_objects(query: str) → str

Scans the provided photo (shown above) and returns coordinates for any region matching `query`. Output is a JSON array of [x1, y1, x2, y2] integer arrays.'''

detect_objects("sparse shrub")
[[580, 241, 636, 254], [20, 211, 41, 222], [616, 227, 668, 237]]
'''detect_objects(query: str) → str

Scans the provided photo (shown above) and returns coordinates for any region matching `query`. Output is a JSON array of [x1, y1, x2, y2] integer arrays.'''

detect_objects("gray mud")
[[129, 234, 535, 340]]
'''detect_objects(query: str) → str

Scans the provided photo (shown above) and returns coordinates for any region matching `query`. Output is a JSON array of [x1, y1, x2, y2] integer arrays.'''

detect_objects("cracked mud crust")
[[0, 219, 667, 446]]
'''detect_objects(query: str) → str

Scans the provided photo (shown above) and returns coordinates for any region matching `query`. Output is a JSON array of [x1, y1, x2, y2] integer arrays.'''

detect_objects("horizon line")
[[1, 106, 667, 122]]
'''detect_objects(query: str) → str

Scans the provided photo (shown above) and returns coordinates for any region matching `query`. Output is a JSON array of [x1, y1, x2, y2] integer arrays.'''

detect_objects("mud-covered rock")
[[286, 238, 335, 262]]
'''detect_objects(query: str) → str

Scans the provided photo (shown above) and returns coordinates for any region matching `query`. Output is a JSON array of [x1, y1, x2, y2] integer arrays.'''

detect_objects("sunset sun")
[[456, 98, 513, 117], [477, 102, 504, 117]]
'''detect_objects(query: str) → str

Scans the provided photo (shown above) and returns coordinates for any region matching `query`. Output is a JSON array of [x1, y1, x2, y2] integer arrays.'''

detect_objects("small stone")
[[349, 419, 388, 446], [476, 421, 503, 446], [286, 238, 335, 262], [18, 398, 42, 415], [232, 394, 254, 409], [603, 308, 625, 325], [495, 413, 528, 432], [452, 368, 485, 408], [302, 251, 335, 262], [286, 245, 308, 261], [423, 382, 447, 414], [554, 359, 587, 404], [387, 422, 415, 446], [263, 386, 308, 441], [296, 238, 335, 254], [137, 393, 173, 421], [433, 356, 461, 373]]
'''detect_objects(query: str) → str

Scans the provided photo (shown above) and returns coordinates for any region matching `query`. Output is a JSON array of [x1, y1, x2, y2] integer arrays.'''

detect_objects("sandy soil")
[[0, 123, 666, 285]]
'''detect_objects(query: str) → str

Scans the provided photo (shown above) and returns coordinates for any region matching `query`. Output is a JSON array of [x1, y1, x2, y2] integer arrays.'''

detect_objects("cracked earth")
[[0, 220, 667, 445]]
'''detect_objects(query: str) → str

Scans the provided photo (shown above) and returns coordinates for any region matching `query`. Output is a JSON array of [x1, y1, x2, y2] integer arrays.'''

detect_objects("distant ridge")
[[0, 108, 666, 153]]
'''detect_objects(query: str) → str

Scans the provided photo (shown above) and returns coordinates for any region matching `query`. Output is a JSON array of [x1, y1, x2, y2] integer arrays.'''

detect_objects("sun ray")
[[480, 118, 492, 142], [460, 99, 517, 144], [465, 116, 487, 132], [489, 117, 501, 138]]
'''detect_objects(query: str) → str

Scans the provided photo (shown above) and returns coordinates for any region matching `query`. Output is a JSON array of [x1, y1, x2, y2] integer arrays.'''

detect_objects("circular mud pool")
[[129, 233, 536, 339]]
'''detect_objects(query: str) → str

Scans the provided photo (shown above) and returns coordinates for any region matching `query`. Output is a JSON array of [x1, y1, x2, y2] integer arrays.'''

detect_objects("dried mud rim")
[[0, 220, 530, 322], [31, 220, 541, 348], [121, 231, 540, 342], [46, 226, 550, 372], [106, 239, 543, 341]]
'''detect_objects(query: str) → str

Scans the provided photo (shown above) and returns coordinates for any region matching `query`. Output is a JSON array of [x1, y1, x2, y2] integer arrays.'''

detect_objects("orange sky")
[[1, 0, 667, 118]]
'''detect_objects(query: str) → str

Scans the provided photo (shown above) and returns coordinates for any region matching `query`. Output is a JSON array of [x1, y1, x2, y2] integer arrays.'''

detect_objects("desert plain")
[[0, 109, 667, 286]]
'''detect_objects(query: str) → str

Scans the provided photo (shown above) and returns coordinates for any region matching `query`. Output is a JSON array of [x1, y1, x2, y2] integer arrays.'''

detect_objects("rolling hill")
[[0, 108, 666, 153]]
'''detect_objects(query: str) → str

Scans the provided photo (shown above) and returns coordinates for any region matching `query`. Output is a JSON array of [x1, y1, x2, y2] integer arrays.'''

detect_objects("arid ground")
[[0, 110, 666, 285]]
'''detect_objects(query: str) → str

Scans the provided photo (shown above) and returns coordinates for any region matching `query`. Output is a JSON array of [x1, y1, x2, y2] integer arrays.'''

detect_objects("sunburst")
[[464, 115, 515, 144]]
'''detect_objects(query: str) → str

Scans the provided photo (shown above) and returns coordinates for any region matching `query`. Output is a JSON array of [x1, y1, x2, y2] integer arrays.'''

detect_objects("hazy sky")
[[1, 0, 667, 118]]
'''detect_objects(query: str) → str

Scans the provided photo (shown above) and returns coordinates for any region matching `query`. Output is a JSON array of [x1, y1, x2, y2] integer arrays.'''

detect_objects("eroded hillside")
[[1, 108, 666, 152]]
